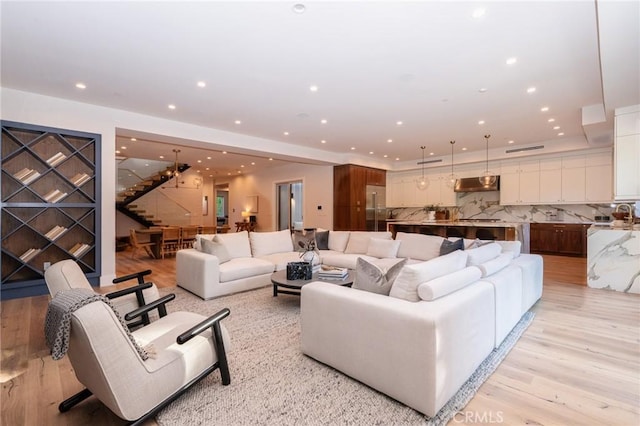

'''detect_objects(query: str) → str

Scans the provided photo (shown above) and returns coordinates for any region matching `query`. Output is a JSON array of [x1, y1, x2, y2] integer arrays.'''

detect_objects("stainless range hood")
[[454, 176, 500, 192]]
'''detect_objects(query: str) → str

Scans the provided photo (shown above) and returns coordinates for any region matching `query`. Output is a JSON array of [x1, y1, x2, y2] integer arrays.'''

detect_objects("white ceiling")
[[1, 1, 638, 174]]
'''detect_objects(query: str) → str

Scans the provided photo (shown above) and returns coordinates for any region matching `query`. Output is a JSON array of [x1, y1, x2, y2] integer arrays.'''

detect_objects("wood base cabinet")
[[530, 223, 589, 257]]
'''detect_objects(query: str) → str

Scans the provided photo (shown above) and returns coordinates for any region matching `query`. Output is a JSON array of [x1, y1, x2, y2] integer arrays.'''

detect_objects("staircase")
[[116, 163, 190, 227]]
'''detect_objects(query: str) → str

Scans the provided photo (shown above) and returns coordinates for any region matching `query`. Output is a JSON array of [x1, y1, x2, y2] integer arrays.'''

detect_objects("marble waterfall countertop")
[[386, 220, 526, 227], [587, 225, 640, 293]]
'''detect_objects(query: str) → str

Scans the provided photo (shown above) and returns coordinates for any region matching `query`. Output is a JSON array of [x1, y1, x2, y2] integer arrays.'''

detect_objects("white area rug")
[[156, 286, 534, 426]]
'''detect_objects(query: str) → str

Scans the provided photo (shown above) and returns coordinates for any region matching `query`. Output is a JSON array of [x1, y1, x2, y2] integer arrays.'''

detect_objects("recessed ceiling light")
[[321, 119, 327, 124], [395, 157, 400, 161], [197, 81, 206, 88], [553, 126, 560, 130], [207, 156, 211, 160], [387, 139, 393, 143], [526, 87, 536, 94], [478, 88, 488, 93], [115, 150, 121, 154], [508, 140, 514, 144], [159, 155, 164, 159], [222, 151, 227, 154], [540, 106, 549, 112], [462, 147, 467, 151], [209, 174, 213, 178], [130, 138, 136, 141], [396, 121, 403, 126], [121, 146, 127, 150], [197, 160, 202, 163], [478, 120, 485, 125], [144, 163, 149, 167], [206, 167, 210, 171], [234, 120, 242, 124], [321, 140, 326, 144], [251, 162, 255, 165], [292, 3, 306, 14], [75, 82, 86, 89], [369, 151, 374, 155], [269, 158, 273, 161], [240, 165, 245, 168], [506, 57, 517, 65], [472, 8, 486, 19], [548, 118, 555, 123], [309, 85, 318, 92], [168, 104, 176, 110], [430, 152, 434, 156], [384, 154, 388, 158], [284, 131, 289, 136], [558, 132, 564, 136]]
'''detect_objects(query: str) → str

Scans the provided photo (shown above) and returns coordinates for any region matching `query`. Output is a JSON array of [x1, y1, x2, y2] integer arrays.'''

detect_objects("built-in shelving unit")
[[1, 121, 101, 299]]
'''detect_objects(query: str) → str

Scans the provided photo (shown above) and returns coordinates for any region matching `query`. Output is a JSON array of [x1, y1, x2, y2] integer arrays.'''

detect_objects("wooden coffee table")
[[271, 269, 354, 297]]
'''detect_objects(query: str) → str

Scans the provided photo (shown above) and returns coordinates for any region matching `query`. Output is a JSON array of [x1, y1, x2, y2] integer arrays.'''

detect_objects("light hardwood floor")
[[1, 252, 638, 425]]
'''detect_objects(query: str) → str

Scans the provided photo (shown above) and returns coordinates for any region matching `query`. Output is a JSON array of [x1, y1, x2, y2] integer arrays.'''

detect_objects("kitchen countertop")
[[388, 221, 526, 227]]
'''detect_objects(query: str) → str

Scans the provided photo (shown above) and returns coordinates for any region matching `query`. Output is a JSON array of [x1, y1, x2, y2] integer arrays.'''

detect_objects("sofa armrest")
[[176, 249, 221, 299]]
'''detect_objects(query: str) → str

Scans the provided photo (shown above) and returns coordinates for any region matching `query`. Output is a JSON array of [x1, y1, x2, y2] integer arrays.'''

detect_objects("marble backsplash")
[[389, 191, 614, 223]]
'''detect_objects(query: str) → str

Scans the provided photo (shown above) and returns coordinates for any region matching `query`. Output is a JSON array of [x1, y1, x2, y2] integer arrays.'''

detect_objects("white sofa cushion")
[[215, 231, 252, 259], [352, 258, 407, 295], [218, 257, 274, 282], [366, 238, 401, 258], [466, 242, 502, 266], [495, 240, 522, 258], [395, 232, 445, 261], [250, 229, 294, 257], [320, 253, 378, 270], [193, 234, 216, 251], [328, 231, 351, 252], [257, 251, 320, 272], [418, 266, 482, 301], [477, 252, 514, 277], [200, 237, 231, 263], [389, 250, 469, 302], [344, 231, 392, 254]]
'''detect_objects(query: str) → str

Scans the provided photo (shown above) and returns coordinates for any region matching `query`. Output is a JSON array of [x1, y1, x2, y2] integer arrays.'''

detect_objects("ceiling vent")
[[417, 159, 443, 165], [505, 145, 544, 154]]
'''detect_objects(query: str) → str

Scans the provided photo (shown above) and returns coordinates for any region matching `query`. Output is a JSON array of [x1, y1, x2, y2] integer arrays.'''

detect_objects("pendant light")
[[445, 140, 457, 188], [416, 146, 429, 191], [168, 149, 181, 188], [479, 134, 497, 187]]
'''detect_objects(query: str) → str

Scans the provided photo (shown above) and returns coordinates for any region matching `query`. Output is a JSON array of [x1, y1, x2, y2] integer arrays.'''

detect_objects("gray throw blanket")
[[44, 288, 150, 361]]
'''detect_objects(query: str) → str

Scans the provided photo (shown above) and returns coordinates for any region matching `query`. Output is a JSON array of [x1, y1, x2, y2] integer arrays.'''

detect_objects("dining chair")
[[129, 229, 156, 259], [180, 225, 199, 249], [160, 226, 181, 259]]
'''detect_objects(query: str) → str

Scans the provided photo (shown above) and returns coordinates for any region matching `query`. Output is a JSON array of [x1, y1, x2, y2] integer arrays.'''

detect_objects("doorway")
[[277, 181, 303, 231]]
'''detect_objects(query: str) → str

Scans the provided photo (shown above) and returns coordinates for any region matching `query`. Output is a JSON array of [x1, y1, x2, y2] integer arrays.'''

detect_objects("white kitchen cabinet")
[[585, 152, 613, 202], [499, 160, 539, 204], [614, 105, 640, 200], [539, 159, 562, 203], [560, 156, 586, 203]]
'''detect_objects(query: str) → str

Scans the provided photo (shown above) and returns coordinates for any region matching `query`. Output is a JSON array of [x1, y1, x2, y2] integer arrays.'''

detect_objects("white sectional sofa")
[[300, 239, 543, 417], [176, 229, 394, 299]]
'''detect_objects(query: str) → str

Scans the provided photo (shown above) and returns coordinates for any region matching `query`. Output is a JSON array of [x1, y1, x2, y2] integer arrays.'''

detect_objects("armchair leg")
[[212, 322, 231, 385], [59, 388, 93, 412]]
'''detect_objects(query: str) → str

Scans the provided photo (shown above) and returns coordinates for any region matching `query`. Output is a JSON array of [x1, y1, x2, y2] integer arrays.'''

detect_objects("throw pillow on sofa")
[[200, 237, 231, 263], [293, 229, 316, 253], [344, 231, 392, 254], [366, 238, 401, 258], [417, 266, 482, 301], [466, 242, 502, 266], [439, 238, 464, 255], [389, 250, 468, 302], [395, 232, 444, 261], [193, 234, 216, 251], [328, 231, 351, 252], [352, 258, 407, 295], [315, 230, 330, 250]]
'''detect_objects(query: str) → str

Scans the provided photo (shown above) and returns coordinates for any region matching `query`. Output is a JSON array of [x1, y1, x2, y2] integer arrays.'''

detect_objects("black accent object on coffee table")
[[271, 269, 354, 297]]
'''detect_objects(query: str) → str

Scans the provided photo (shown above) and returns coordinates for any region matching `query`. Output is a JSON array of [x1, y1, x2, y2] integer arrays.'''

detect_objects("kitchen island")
[[388, 221, 530, 253], [587, 225, 640, 293]]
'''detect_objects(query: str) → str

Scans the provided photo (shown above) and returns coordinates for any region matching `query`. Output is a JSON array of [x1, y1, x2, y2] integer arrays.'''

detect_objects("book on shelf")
[[46, 152, 67, 166], [19, 248, 41, 262], [44, 225, 67, 240], [70, 243, 90, 258], [20, 169, 41, 185], [14, 167, 32, 180], [43, 189, 62, 202], [49, 192, 68, 203], [70, 172, 91, 186]]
